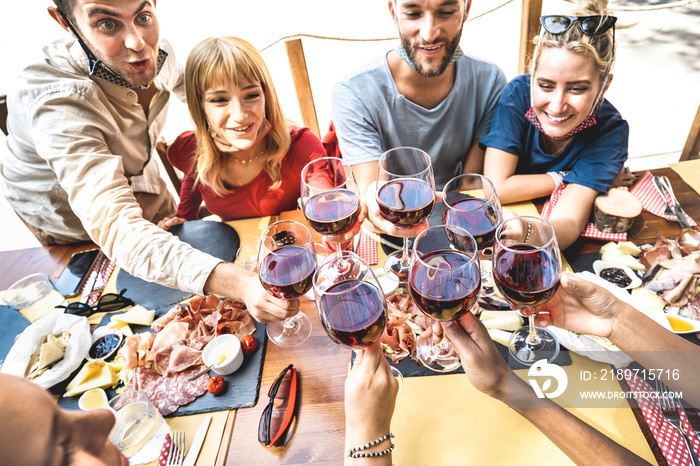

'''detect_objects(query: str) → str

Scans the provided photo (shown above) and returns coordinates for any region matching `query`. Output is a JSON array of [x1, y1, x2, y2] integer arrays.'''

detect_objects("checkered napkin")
[[629, 171, 698, 227], [158, 433, 171, 466], [541, 183, 629, 242], [625, 373, 700, 465], [85, 260, 117, 306], [356, 228, 378, 265]]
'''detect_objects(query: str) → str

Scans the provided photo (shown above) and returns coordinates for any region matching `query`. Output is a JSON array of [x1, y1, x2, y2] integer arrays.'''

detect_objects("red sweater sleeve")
[[167, 132, 202, 221]]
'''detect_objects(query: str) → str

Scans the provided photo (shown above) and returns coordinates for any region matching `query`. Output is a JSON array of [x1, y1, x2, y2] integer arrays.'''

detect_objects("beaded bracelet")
[[348, 433, 394, 457], [349, 443, 395, 459], [524, 218, 533, 243]]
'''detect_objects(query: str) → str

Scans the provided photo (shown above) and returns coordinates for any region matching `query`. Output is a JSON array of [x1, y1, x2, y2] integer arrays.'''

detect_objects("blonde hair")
[[530, 0, 616, 86], [185, 36, 290, 195]]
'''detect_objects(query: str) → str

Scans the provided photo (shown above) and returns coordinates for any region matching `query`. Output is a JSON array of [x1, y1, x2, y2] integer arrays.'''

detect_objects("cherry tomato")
[[241, 335, 258, 356], [208, 376, 225, 395]]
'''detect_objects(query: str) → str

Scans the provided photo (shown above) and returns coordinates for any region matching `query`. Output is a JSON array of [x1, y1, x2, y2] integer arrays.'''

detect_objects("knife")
[[182, 415, 211, 466]]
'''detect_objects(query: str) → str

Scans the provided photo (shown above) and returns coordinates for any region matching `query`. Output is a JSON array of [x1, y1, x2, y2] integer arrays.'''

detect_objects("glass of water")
[[108, 390, 170, 465]]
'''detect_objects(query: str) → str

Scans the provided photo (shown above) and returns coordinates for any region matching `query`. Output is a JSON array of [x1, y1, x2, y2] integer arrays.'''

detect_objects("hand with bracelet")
[[345, 342, 398, 464]]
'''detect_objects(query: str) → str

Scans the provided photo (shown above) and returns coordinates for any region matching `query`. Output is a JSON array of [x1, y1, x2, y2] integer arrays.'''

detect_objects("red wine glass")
[[300, 157, 361, 269], [258, 220, 317, 347], [493, 216, 562, 365], [442, 174, 502, 297], [313, 251, 403, 389], [376, 147, 435, 282], [410, 224, 481, 372]]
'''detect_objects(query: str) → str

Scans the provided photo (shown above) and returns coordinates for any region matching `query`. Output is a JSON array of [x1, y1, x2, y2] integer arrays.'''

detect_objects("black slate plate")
[[116, 220, 240, 315], [56, 310, 267, 416], [0, 305, 31, 364]]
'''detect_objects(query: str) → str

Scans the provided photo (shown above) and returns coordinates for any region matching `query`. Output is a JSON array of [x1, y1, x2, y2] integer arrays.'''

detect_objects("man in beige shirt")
[[0, 0, 296, 322]]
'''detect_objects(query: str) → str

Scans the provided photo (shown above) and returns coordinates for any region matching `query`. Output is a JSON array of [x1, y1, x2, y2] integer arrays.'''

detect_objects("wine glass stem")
[[283, 317, 298, 333], [526, 315, 542, 346], [400, 237, 411, 267]]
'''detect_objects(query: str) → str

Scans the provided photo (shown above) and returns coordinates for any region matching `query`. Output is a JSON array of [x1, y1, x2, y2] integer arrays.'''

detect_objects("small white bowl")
[[373, 268, 399, 296], [86, 327, 124, 362], [202, 334, 244, 375], [78, 388, 108, 411], [592, 260, 642, 290]]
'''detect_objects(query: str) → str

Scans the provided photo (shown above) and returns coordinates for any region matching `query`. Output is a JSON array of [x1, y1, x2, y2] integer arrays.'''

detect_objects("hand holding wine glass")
[[375, 147, 435, 281], [410, 225, 481, 372], [258, 220, 317, 346], [313, 252, 403, 389], [493, 216, 562, 365]]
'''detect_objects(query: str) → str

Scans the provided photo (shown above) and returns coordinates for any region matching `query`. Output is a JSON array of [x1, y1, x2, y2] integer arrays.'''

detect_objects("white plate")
[[666, 314, 700, 334], [592, 260, 642, 290]]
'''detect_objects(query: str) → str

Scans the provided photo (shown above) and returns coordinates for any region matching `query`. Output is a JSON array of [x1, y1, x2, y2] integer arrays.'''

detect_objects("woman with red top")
[[159, 36, 327, 227]]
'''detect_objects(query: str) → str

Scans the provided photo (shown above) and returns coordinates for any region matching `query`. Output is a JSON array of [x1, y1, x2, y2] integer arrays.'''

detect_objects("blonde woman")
[[483, 0, 634, 249], [160, 37, 326, 228]]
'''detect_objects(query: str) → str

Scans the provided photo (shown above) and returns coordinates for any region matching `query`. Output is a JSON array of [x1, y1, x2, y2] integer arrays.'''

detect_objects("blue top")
[[332, 52, 506, 189], [480, 74, 629, 193]]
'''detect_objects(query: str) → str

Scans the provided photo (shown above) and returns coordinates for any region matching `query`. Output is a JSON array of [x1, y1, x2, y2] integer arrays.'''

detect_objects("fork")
[[652, 176, 675, 218], [166, 430, 186, 466], [655, 380, 700, 465], [660, 176, 692, 228]]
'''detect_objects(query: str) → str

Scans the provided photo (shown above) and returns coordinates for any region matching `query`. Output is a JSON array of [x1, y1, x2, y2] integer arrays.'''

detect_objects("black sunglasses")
[[541, 15, 617, 36], [258, 364, 298, 447], [55, 289, 134, 316]]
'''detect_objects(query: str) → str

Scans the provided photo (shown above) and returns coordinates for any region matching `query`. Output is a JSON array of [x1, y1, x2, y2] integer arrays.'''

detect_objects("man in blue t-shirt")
[[331, 0, 506, 236]]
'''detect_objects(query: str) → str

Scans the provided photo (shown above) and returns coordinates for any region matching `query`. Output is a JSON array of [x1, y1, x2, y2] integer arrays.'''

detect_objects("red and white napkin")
[[541, 182, 629, 242], [158, 433, 171, 466], [625, 372, 700, 465], [629, 171, 697, 227], [356, 228, 378, 265]]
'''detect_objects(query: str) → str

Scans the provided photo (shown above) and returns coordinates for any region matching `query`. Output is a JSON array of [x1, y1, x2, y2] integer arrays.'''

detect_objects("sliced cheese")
[[482, 314, 524, 331], [63, 363, 120, 397], [38, 341, 65, 370], [631, 288, 666, 314], [617, 241, 642, 256], [111, 305, 155, 326], [65, 360, 105, 392], [601, 249, 645, 271], [488, 328, 513, 347], [106, 319, 133, 337]]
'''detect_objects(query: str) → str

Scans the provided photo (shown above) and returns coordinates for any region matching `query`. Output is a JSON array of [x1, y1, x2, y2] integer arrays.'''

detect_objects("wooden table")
[[1, 167, 698, 465]]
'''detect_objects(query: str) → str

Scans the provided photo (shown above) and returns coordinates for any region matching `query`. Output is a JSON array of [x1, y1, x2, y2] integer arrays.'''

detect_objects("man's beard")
[[401, 29, 462, 78]]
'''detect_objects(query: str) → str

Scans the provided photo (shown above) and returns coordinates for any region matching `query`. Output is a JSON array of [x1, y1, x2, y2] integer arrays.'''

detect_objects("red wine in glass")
[[316, 280, 387, 349], [259, 245, 316, 299], [443, 197, 502, 250], [493, 244, 561, 308], [409, 249, 480, 321], [303, 189, 360, 237], [377, 178, 435, 229]]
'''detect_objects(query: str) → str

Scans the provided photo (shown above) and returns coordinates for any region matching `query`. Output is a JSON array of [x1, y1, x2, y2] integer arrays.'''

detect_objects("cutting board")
[[116, 220, 240, 315], [56, 312, 267, 416]]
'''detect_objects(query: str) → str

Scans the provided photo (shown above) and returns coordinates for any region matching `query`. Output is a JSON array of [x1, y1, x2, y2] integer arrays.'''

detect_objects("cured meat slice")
[[150, 377, 178, 416], [166, 345, 203, 375]]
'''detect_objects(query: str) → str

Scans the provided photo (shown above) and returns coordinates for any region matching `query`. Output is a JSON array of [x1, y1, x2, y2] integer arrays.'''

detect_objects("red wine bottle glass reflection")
[[409, 225, 481, 372], [313, 251, 403, 391], [442, 174, 502, 297], [258, 220, 317, 347], [300, 157, 361, 270], [493, 216, 562, 365], [376, 147, 435, 282]]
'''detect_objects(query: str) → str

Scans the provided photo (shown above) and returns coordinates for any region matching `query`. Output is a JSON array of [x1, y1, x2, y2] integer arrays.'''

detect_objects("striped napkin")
[[541, 183, 629, 242], [629, 171, 698, 227], [625, 373, 700, 466]]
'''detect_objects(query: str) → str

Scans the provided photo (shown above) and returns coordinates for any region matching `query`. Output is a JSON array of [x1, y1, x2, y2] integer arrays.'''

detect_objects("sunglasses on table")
[[55, 288, 134, 316], [541, 15, 617, 36], [258, 364, 299, 447]]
